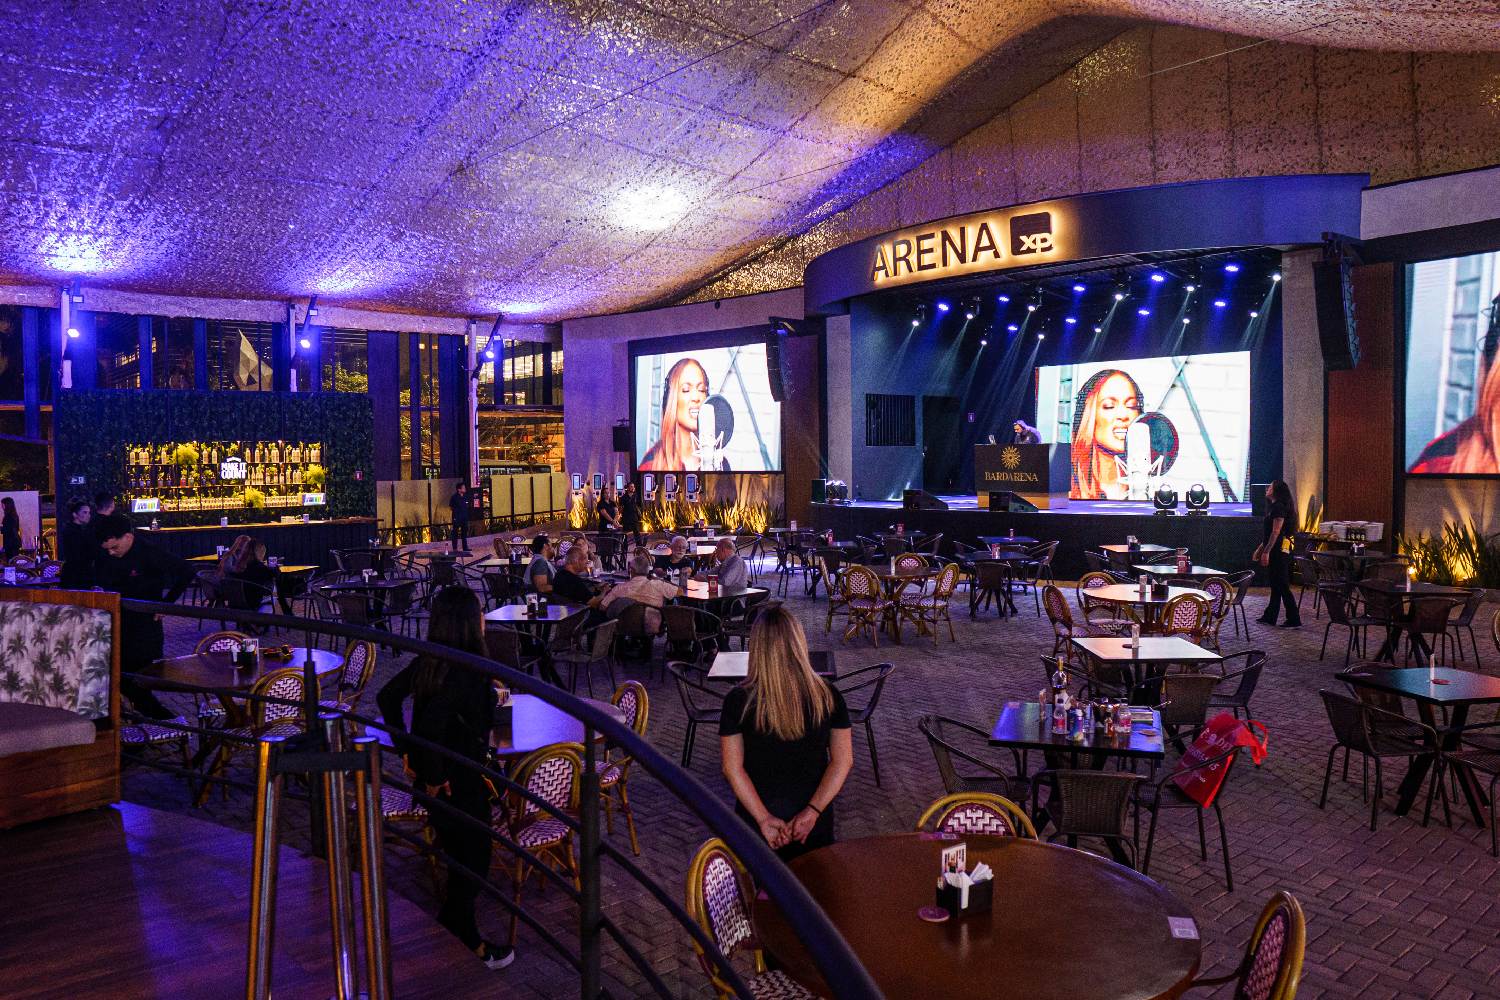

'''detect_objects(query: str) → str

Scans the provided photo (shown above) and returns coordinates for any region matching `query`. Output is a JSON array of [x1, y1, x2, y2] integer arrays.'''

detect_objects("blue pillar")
[[21, 307, 40, 439], [193, 318, 208, 390], [137, 315, 154, 389], [367, 331, 399, 482]]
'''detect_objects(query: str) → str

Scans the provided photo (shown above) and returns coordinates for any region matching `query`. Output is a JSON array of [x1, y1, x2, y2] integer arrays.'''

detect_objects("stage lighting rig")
[[1152, 486, 1178, 515], [1185, 484, 1211, 514]]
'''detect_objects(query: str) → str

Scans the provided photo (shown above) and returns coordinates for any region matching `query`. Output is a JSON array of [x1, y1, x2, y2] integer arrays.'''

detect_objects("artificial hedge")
[[55, 390, 375, 524]]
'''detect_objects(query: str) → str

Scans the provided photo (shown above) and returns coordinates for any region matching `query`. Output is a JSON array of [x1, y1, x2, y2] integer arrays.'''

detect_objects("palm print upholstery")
[[938, 802, 1020, 836], [0, 600, 112, 719], [1240, 910, 1289, 1000]]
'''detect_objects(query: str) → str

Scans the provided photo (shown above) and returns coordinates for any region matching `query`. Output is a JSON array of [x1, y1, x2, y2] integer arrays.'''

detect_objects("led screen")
[[634, 343, 782, 472], [1405, 251, 1500, 474], [1036, 351, 1251, 502]]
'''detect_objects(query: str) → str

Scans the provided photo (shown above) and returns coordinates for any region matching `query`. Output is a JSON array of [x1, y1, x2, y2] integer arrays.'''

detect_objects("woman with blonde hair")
[[1070, 368, 1143, 499], [719, 606, 852, 860], [639, 357, 714, 472]]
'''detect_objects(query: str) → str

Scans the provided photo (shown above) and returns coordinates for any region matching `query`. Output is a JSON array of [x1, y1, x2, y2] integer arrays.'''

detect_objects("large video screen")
[[1036, 351, 1251, 502], [634, 343, 782, 472], [1405, 251, 1500, 474]]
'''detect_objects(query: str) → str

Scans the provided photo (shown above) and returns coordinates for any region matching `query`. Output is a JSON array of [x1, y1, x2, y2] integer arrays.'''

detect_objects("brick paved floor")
[[123, 563, 1500, 999]]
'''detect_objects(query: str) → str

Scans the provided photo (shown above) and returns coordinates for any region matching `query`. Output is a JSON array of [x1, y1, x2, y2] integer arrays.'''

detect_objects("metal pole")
[[321, 714, 359, 1000], [246, 736, 285, 1000], [353, 736, 394, 1000], [305, 642, 327, 860], [579, 726, 602, 999]]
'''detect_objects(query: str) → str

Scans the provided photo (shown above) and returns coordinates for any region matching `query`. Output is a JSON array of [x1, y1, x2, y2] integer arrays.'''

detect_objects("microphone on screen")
[[1124, 419, 1153, 500], [695, 395, 735, 468]]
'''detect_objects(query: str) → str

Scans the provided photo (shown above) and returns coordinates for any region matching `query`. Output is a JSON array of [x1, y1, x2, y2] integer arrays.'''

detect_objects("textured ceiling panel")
[[0, 1, 1495, 321]]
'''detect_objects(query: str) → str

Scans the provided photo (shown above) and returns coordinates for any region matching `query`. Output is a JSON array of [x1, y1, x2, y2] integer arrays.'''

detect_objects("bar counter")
[[136, 517, 378, 571]]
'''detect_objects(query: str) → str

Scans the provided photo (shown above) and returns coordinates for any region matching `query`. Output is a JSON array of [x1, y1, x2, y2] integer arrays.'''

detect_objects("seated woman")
[[719, 606, 853, 861], [217, 534, 276, 610]]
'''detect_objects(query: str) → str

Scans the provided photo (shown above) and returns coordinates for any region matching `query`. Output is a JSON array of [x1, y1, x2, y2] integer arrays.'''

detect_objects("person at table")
[[1, 496, 20, 560], [595, 484, 621, 534], [720, 606, 852, 862], [448, 482, 472, 552], [573, 534, 605, 577], [374, 586, 515, 971], [1253, 480, 1301, 628], [705, 538, 748, 590], [655, 535, 693, 577], [603, 552, 683, 634], [95, 513, 195, 722], [215, 534, 277, 611], [1011, 419, 1041, 445], [620, 481, 643, 545], [58, 496, 95, 588], [552, 545, 612, 610], [526, 535, 556, 594]]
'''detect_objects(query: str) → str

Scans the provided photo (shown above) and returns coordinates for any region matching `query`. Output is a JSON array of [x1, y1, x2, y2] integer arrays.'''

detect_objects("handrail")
[[121, 597, 883, 1000]]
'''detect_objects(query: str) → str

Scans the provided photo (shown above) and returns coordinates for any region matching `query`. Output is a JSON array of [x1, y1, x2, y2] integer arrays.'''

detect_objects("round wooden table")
[[752, 834, 1201, 1000], [490, 693, 626, 758], [1081, 584, 1205, 630], [870, 565, 938, 641], [142, 647, 345, 728]]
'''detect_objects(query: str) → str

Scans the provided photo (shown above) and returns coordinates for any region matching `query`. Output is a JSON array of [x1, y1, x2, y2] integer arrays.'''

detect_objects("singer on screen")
[[1070, 368, 1143, 500], [640, 357, 728, 472], [1409, 358, 1500, 474]]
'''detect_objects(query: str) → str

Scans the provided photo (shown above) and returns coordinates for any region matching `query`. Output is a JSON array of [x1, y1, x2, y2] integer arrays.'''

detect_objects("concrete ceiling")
[[0, 1, 1494, 322]]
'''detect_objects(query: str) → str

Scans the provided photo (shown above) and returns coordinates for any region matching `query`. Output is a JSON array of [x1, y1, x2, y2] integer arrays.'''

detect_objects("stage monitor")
[[903, 489, 948, 511], [1035, 351, 1251, 503], [633, 343, 782, 472], [1404, 249, 1500, 475]]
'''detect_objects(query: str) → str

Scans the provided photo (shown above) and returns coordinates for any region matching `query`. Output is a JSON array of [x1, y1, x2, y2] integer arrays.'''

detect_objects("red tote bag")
[[1171, 712, 1269, 808]]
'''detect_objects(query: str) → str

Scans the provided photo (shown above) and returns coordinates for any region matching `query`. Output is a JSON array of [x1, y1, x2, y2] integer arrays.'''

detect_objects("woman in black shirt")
[[595, 484, 621, 533], [1, 497, 20, 560], [1253, 480, 1301, 627], [720, 606, 852, 860]]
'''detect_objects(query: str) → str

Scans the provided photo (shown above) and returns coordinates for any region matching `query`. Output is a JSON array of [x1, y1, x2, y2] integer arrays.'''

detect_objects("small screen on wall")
[[1405, 250, 1500, 475], [633, 343, 782, 472]]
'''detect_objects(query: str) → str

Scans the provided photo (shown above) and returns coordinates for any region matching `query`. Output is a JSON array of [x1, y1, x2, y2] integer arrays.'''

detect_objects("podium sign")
[[975, 444, 1052, 509]]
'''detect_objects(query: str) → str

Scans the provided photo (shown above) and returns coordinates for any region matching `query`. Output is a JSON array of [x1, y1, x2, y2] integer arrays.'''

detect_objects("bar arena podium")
[[975, 444, 1054, 510]]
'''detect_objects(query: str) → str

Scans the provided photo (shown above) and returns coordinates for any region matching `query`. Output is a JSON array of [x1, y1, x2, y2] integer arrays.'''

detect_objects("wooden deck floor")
[[0, 804, 492, 998]]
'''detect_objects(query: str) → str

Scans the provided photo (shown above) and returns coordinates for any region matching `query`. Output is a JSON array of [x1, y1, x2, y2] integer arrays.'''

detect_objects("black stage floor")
[[811, 496, 1262, 580]]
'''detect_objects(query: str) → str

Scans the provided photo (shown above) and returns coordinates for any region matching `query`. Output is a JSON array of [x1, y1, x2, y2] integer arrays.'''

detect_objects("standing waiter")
[[449, 482, 472, 552], [619, 481, 643, 547]]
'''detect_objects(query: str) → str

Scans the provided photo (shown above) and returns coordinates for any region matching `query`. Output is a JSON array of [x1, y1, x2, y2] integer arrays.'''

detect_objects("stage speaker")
[[811, 478, 827, 504], [903, 489, 948, 511], [1250, 484, 1271, 517], [611, 425, 632, 452], [988, 491, 1039, 513], [1314, 253, 1359, 371], [766, 326, 789, 402]]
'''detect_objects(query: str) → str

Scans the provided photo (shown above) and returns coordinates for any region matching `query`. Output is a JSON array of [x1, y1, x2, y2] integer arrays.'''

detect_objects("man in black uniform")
[[58, 496, 96, 588], [95, 513, 196, 721], [449, 482, 471, 551], [620, 481, 643, 547]]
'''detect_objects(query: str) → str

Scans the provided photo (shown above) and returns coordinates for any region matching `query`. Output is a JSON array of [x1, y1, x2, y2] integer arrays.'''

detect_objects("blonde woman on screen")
[[1070, 369, 1143, 500], [1410, 359, 1500, 474], [640, 357, 709, 472]]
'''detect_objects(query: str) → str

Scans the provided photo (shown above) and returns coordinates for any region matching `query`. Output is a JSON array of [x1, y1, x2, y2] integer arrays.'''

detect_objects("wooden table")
[[140, 647, 344, 727], [752, 834, 1200, 1000], [1071, 635, 1222, 690], [1080, 584, 1205, 631], [1356, 580, 1472, 663], [490, 693, 625, 758], [1133, 564, 1225, 580], [1342, 666, 1500, 825], [705, 649, 836, 680]]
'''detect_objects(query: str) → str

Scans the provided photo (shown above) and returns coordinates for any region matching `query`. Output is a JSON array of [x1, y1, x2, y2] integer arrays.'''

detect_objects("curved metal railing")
[[120, 597, 882, 999]]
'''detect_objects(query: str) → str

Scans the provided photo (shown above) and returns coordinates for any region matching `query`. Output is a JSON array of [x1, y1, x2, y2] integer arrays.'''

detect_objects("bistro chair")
[[838, 564, 890, 647], [197, 666, 317, 807], [1016, 541, 1060, 614], [668, 661, 726, 767], [1160, 593, 1212, 643], [1043, 584, 1114, 660], [370, 785, 440, 893], [555, 619, 619, 697], [684, 839, 818, 1000], [1030, 769, 1143, 866], [192, 630, 251, 727], [970, 560, 1014, 618], [498, 742, 583, 946], [1208, 650, 1267, 720], [663, 605, 721, 665], [120, 716, 194, 798], [1317, 586, 1377, 665], [1196, 575, 1234, 650], [1225, 569, 1256, 638], [1400, 595, 1465, 665], [722, 591, 772, 650], [1187, 891, 1305, 999], [485, 625, 543, 677], [1155, 674, 1221, 751], [318, 638, 378, 714], [1444, 740, 1500, 855], [1083, 549, 1110, 574], [1077, 571, 1128, 632], [914, 791, 1037, 838], [806, 547, 845, 598], [1447, 588, 1487, 666], [1294, 555, 1324, 619], [917, 714, 1022, 798], [733, 534, 762, 582], [1139, 744, 1245, 891], [1317, 689, 1446, 831], [908, 562, 961, 643], [913, 531, 944, 558], [1364, 560, 1412, 583], [482, 571, 528, 610], [597, 680, 648, 856], [881, 534, 910, 559], [835, 663, 896, 785]]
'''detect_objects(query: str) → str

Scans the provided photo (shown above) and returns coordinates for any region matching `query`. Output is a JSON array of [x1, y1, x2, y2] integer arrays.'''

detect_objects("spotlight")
[[484, 349, 495, 360], [1223, 263, 1240, 273], [1149, 272, 1166, 283], [1249, 310, 1260, 318], [911, 318, 920, 327], [1064, 316, 1078, 325], [298, 337, 311, 349], [1271, 272, 1282, 282], [66, 327, 79, 338], [1182, 317, 1191, 325], [936, 301, 950, 313], [1185, 284, 1197, 293], [1152, 485, 1178, 515], [1006, 324, 1019, 332], [1093, 326, 1102, 334], [997, 294, 1010, 303], [964, 311, 975, 320], [1026, 303, 1038, 313], [980, 339, 988, 346], [1213, 299, 1227, 309], [1072, 283, 1086, 293], [1113, 291, 1126, 302], [1038, 333, 1046, 341], [1185, 483, 1211, 514], [1137, 308, 1151, 317]]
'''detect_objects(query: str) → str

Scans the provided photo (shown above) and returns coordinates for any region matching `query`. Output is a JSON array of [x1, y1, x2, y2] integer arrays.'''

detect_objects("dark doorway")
[[922, 395, 962, 494]]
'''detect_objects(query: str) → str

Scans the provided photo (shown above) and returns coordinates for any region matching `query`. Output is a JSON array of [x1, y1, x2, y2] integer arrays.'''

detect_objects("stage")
[[811, 495, 1263, 580]]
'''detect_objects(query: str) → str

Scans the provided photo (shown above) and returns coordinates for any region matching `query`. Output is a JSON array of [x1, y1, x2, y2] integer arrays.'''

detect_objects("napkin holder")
[[1150, 582, 1170, 599], [936, 877, 993, 917], [493, 702, 514, 739]]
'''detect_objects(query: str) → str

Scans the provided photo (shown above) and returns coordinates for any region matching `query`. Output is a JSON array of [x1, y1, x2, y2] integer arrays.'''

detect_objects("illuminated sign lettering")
[[870, 210, 1061, 287]]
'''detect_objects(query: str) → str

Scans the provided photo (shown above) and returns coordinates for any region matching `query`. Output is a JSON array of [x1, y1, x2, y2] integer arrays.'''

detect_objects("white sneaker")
[[478, 942, 515, 970]]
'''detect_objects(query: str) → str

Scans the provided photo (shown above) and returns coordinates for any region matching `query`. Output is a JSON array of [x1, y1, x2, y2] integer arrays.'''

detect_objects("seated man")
[[605, 553, 684, 634], [551, 545, 610, 608], [654, 535, 693, 576], [707, 538, 749, 590], [527, 535, 556, 594]]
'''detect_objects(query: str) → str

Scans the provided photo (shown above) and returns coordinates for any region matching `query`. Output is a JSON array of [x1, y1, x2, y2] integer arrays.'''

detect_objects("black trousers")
[[1263, 548, 1300, 624], [431, 776, 493, 952], [451, 518, 469, 551], [122, 617, 175, 720]]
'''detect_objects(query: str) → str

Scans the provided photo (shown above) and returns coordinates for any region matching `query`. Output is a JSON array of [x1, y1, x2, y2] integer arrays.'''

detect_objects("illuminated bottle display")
[[121, 439, 328, 518]]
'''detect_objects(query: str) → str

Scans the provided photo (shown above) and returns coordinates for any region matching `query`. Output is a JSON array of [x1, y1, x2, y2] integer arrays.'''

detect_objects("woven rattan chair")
[[915, 791, 1037, 838], [838, 564, 891, 646], [597, 681, 648, 855], [499, 742, 583, 946], [192, 630, 251, 727], [1077, 571, 1129, 632], [319, 638, 378, 714], [197, 665, 316, 807], [1043, 583, 1113, 660], [1031, 769, 1143, 866], [1187, 891, 1305, 999], [1318, 688, 1446, 831], [1161, 593, 1212, 643], [909, 562, 961, 644], [836, 663, 896, 786], [685, 839, 817, 1000], [120, 716, 194, 797], [918, 714, 1021, 797], [1196, 576, 1234, 650]]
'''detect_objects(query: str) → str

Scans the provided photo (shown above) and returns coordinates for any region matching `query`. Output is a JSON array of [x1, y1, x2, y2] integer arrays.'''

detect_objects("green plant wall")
[[55, 390, 375, 524]]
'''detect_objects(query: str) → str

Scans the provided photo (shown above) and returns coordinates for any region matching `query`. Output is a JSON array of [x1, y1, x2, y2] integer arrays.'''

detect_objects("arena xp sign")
[[869, 210, 1062, 287]]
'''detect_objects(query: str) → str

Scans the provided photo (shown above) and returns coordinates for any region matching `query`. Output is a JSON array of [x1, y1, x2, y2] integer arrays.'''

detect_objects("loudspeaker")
[[1250, 484, 1271, 517], [1314, 255, 1359, 371], [611, 425, 632, 452], [765, 326, 788, 402], [988, 491, 1039, 513], [811, 478, 827, 504], [903, 489, 948, 511]]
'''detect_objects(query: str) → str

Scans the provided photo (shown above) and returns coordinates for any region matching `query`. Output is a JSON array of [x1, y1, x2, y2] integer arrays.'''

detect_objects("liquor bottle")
[[270, 442, 281, 464], [1050, 662, 1069, 736]]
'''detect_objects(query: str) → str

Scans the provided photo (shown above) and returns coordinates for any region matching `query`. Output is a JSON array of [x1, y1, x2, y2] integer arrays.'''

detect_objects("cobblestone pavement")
[[124, 562, 1500, 999]]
